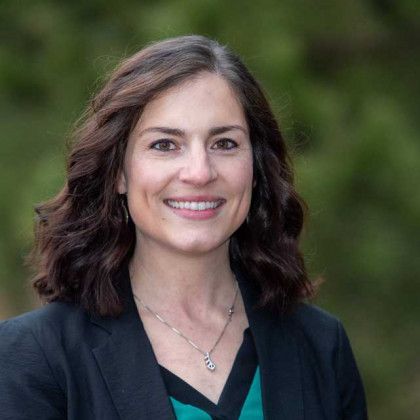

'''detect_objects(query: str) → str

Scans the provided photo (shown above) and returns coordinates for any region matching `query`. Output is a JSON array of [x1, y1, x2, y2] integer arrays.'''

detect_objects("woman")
[[0, 35, 367, 419]]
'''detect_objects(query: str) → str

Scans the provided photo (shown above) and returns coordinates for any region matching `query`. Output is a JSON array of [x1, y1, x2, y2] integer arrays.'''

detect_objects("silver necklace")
[[132, 275, 239, 372]]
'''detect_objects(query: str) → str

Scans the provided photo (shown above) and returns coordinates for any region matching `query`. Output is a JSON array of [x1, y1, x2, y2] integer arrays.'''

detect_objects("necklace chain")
[[131, 272, 239, 372]]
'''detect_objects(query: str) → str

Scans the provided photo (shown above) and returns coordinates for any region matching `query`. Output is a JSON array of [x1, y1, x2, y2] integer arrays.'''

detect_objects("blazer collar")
[[233, 262, 304, 419], [90, 264, 176, 420], [90, 262, 304, 420]]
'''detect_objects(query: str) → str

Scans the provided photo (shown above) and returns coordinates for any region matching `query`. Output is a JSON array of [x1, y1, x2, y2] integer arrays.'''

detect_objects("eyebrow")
[[138, 124, 248, 138]]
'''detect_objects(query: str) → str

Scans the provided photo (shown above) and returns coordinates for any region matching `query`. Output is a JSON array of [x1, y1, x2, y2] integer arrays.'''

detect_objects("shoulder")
[[0, 301, 87, 341], [0, 304, 74, 416], [287, 303, 364, 389], [0, 301, 100, 363], [285, 303, 352, 362], [0, 301, 103, 391], [0, 301, 101, 417], [287, 303, 368, 417], [0, 302, 69, 361], [289, 302, 342, 340], [293, 301, 340, 324]]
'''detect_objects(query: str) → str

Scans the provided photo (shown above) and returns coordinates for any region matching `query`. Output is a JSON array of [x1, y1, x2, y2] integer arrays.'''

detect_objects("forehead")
[[134, 72, 247, 133]]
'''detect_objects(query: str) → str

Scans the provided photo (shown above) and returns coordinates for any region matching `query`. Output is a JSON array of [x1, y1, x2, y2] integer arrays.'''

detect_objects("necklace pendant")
[[204, 352, 216, 371]]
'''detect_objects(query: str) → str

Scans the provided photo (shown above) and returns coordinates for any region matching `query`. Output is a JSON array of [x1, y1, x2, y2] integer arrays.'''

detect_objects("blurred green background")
[[1, 1, 419, 418]]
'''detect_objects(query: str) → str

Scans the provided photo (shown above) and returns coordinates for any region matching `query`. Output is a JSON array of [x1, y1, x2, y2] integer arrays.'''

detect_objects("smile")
[[165, 200, 224, 211]]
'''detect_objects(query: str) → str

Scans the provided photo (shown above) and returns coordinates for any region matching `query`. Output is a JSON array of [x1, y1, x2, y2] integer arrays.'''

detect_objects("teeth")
[[167, 200, 222, 210]]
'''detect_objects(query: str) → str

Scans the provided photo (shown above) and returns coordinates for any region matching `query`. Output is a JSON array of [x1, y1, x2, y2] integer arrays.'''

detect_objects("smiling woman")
[[0, 35, 368, 419]]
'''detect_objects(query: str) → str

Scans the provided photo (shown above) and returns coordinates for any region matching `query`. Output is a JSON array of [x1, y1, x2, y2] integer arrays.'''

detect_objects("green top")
[[169, 365, 263, 419]]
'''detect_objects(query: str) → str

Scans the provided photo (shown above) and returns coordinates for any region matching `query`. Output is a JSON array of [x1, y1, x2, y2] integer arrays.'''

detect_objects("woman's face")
[[117, 71, 254, 256]]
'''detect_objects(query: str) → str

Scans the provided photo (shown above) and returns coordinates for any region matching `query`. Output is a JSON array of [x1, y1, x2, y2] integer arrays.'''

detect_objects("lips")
[[162, 195, 226, 222], [166, 200, 223, 211], [164, 195, 225, 202]]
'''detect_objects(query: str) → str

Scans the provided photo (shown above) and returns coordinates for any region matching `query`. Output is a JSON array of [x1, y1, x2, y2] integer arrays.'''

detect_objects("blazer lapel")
[[89, 262, 304, 420], [233, 263, 304, 420], [90, 265, 175, 420]]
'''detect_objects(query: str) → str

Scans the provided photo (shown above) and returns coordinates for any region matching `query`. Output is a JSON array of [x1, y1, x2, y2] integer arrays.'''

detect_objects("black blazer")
[[0, 264, 367, 419]]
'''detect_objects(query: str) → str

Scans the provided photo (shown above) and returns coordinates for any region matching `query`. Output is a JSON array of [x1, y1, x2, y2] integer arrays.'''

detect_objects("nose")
[[178, 146, 217, 186]]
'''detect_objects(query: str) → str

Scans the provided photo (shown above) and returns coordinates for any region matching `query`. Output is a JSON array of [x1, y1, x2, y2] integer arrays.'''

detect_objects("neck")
[[128, 239, 237, 321]]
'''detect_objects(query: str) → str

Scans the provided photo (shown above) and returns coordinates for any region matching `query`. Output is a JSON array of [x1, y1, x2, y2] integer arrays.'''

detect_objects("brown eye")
[[213, 138, 238, 150], [150, 140, 176, 151]]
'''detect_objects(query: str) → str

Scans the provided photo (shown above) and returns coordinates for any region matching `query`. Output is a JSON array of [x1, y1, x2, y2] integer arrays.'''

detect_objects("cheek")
[[228, 154, 253, 192], [126, 158, 170, 194]]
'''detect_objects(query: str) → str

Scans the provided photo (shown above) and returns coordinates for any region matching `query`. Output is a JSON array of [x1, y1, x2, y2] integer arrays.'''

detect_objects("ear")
[[117, 170, 127, 194]]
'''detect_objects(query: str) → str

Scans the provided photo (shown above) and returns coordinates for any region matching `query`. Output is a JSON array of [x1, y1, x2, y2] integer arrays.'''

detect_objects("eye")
[[213, 138, 238, 150], [150, 139, 177, 152]]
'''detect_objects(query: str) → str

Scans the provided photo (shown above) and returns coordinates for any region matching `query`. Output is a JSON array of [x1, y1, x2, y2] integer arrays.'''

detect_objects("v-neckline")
[[90, 260, 306, 420], [159, 326, 258, 417]]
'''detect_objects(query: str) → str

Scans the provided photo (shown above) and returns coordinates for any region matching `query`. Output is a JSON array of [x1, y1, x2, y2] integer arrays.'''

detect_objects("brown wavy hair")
[[28, 34, 314, 317]]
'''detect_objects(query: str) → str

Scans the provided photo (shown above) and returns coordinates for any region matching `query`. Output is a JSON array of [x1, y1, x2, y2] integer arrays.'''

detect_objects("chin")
[[169, 235, 226, 255]]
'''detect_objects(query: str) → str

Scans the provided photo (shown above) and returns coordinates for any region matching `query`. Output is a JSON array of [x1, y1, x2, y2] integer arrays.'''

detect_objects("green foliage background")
[[1, 1, 419, 418]]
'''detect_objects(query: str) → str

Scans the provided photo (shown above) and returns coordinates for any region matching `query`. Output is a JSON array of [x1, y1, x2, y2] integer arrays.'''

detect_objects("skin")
[[116, 71, 254, 403], [117, 71, 254, 316]]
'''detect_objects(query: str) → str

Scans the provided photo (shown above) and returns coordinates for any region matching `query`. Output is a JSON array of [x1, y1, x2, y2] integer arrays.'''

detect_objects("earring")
[[120, 195, 129, 225]]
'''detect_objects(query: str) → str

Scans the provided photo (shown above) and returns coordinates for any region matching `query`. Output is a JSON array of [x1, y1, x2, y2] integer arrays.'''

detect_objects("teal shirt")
[[169, 365, 263, 419], [159, 326, 262, 419]]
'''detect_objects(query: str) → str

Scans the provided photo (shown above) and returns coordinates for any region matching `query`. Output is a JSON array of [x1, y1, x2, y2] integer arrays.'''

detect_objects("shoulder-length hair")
[[29, 34, 313, 317]]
